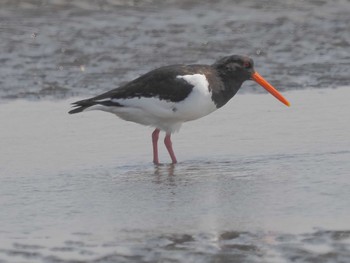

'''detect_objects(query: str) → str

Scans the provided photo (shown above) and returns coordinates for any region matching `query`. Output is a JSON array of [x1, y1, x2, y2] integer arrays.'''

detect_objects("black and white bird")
[[69, 55, 290, 164]]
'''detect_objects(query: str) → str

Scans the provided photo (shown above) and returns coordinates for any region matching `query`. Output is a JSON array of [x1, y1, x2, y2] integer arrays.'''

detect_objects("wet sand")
[[1, 87, 350, 262], [0, 0, 349, 99]]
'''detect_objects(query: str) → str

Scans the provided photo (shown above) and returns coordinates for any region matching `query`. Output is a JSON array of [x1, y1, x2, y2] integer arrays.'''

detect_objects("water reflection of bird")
[[69, 55, 290, 164]]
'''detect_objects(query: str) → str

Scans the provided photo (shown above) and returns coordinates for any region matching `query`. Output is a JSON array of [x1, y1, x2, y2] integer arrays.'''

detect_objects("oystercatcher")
[[69, 55, 290, 164]]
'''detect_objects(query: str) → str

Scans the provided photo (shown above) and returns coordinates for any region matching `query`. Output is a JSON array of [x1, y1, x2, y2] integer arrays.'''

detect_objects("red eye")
[[243, 61, 251, 68]]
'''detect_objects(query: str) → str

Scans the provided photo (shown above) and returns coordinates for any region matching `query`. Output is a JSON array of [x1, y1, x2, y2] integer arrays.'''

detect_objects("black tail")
[[68, 99, 96, 114], [68, 99, 123, 114]]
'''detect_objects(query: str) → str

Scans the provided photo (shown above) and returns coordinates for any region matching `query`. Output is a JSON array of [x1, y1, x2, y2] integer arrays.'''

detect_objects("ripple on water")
[[0, 230, 349, 262]]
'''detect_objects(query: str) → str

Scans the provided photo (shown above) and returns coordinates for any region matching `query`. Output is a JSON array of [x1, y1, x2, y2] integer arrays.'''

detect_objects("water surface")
[[1, 88, 350, 262]]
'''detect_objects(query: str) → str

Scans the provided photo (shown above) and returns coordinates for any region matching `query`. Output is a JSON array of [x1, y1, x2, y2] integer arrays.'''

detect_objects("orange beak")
[[252, 72, 291, 107]]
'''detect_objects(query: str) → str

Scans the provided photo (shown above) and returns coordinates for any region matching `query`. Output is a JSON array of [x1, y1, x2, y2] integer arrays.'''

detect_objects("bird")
[[69, 55, 290, 165]]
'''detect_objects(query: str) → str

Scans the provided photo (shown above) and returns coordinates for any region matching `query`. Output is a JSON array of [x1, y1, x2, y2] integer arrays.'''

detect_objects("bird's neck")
[[212, 71, 244, 108]]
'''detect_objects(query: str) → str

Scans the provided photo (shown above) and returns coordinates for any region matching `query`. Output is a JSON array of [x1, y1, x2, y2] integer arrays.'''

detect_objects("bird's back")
[[91, 64, 215, 103]]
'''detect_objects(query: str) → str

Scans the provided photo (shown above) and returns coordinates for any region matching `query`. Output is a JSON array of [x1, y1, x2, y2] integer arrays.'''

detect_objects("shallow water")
[[1, 0, 350, 262], [1, 88, 350, 262]]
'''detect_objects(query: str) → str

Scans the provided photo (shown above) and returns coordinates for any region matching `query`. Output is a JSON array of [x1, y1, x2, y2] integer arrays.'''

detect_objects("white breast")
[[175, 74, 217, 121]]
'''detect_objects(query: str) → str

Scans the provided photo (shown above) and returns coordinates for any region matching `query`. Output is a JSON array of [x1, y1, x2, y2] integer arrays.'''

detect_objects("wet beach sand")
[[1, 0, 350, 262]]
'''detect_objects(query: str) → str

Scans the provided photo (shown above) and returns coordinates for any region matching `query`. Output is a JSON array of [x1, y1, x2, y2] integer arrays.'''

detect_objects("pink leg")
[[164, 133, 177, 164], [152, 129, 160, 164]]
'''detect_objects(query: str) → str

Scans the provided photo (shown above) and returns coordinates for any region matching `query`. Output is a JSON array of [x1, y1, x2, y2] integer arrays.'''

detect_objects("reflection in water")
[[154, 164, 175, 178]]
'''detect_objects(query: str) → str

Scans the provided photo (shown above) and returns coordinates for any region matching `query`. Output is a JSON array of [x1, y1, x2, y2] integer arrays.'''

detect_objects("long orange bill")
[[252, 72, 291, 107]]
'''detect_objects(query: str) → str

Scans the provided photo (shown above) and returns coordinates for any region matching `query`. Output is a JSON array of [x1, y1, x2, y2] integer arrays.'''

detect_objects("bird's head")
[[213, 55, 290, 107], [213, 55, 254, 80]]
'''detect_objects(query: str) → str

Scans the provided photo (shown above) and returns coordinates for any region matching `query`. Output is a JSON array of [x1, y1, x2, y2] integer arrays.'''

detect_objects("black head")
[[213, 54, 291, 107], [213, 55, 255, 82]]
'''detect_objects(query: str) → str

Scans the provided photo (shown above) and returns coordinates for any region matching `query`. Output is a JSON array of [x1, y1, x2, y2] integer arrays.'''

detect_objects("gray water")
[[1, 1, 350, 262]]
